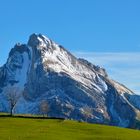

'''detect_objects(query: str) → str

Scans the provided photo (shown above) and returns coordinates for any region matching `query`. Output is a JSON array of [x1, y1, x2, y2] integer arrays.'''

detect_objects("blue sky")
[[0, 0, 140, 93]]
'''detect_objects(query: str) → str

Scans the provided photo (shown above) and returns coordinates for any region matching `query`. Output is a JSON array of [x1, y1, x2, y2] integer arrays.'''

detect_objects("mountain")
[[0, 33, 140, 128]]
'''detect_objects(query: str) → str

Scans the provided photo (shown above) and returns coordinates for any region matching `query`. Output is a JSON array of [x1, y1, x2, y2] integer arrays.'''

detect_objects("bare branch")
[[6, 87, 20, 116], [39, 100, 49, 117]]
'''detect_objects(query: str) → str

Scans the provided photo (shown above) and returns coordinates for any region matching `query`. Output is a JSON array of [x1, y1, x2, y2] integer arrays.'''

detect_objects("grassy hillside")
[[0, 117, 140, 140]]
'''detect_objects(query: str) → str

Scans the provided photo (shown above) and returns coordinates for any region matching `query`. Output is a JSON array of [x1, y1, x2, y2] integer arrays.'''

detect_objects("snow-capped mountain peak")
[[0, 33, 140, 128], [28, 33, 57, 51]]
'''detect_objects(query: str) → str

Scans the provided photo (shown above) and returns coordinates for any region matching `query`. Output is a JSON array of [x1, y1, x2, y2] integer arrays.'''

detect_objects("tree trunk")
[[10, 103, 13, 116], [10, 108, 12, 116]]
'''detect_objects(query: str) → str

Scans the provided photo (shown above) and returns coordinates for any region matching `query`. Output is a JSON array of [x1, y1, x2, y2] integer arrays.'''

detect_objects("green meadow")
[[0, 117, 140, 140]]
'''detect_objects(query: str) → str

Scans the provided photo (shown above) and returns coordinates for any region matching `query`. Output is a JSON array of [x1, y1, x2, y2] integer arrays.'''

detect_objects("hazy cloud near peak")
[[74, 52, 140, 95]]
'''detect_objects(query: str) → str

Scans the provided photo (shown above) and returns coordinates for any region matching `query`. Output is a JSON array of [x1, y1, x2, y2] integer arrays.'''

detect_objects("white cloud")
[[74, 52, 140, 95]]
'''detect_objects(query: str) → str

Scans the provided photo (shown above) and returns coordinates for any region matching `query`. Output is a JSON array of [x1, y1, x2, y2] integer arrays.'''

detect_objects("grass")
[[0, 117, 140, 140]]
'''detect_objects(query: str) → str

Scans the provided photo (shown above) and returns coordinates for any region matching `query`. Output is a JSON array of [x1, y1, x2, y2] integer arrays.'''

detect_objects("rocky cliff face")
[[0, 33, 140, 127]]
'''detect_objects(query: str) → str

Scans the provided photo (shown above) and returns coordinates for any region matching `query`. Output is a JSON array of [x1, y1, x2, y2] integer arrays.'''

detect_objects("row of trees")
[[5, 87, 92, 121], [6, 87, 49, 116]]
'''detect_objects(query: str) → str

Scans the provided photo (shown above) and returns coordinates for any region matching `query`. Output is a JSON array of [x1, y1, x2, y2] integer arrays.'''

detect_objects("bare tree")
[[82, 106, 93, 122], [6, 87, 20, 116], [39, 100, 49, 117]]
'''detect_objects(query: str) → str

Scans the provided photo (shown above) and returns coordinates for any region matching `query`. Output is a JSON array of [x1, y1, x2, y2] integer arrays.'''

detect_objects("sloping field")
[[0, 117, 140, 140]]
